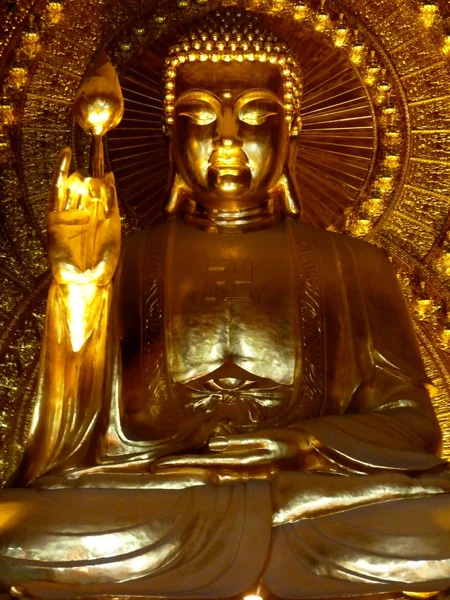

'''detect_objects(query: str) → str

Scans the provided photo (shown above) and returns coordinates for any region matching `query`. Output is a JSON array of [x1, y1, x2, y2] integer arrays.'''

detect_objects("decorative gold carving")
[[1, 7, 450, 596], [44, 0, 65, 25], [8, 60, 28, 90], [295, 231, 324, 419], [1, 0, 450, 479], [419, 0, 439, 29]]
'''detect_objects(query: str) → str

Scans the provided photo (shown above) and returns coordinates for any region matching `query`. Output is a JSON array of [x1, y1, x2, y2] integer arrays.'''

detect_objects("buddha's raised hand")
[[47, 146, 121, 286]]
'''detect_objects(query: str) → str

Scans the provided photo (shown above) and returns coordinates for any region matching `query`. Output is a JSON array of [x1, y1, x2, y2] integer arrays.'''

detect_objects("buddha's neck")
[[183, 196, 281, 233]]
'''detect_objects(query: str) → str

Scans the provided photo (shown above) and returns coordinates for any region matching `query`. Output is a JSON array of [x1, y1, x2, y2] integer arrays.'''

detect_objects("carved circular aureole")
[[1, 0, 450, 485], [106, 22, 377, 230]]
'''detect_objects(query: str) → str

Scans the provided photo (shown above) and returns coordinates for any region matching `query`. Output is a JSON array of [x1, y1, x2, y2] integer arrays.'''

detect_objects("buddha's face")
[[171, 61, 291, 210]]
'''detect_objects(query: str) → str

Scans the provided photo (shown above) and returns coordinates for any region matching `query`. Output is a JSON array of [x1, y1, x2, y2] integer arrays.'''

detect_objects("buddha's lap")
[[1, 475, 450, 595]]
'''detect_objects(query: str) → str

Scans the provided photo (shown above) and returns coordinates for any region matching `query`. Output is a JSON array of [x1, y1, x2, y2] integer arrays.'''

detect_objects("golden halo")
[[106, 18, 377, 230], [2, 0, 450, 486]]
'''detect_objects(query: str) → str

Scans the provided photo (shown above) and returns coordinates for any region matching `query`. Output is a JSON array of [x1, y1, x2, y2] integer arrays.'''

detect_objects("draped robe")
[[2, 218, 450, 597]]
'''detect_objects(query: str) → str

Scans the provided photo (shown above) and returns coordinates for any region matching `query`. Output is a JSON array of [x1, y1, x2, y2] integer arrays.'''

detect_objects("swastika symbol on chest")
[[205, 260, 253, 301]]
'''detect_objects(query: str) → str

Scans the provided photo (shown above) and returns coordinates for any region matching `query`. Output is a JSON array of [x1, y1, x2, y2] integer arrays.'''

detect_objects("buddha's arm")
[[290, 380, 444, 475], [20, 148, 121, 484], [293, 243, 444, 475]]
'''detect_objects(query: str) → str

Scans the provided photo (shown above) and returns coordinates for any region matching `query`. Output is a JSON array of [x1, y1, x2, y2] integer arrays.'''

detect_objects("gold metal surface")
[[2, 1, 450, 597], [163, 12, 302, 126]]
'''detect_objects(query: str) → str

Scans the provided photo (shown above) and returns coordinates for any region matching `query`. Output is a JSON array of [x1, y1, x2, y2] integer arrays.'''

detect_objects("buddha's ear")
[[277, 171, 301, 218], [290, 113, 302, 139], [165, 172, 190, 215], [277, 114, 302, 218]]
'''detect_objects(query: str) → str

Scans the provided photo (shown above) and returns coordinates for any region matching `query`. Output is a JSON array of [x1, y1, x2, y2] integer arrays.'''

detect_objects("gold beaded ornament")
[[163, 11, 303, 131]]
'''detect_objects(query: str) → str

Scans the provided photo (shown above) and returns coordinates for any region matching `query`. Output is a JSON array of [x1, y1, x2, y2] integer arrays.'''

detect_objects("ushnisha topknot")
[[163, 10, 303, 130]]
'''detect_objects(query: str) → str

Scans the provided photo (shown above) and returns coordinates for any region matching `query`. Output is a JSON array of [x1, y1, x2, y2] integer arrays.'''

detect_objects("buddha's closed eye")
[[179, 109, 217, 125], [238, 102, 279, 125]]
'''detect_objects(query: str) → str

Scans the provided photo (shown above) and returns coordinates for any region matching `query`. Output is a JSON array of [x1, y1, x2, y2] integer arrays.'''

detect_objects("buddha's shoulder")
[[289, 220, 389, 266]]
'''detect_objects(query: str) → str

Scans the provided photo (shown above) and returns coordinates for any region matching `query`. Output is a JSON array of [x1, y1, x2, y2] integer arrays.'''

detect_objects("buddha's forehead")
[[174, 61, 284, 103]]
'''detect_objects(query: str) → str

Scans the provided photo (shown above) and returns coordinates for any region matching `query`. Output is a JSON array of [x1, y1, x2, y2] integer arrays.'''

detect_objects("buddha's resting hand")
[[154, 428, 312, 477], [47, 146, 121, 285]]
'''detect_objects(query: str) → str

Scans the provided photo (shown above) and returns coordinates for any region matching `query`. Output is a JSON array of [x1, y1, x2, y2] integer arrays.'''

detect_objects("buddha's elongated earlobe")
[[277, 114, 302, 217], [277, 171, 301, 217], [290, 114, 302, 138], [165, 172, 190, 215]]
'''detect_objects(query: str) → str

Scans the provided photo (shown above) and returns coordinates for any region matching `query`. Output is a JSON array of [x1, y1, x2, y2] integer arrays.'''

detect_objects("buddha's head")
[[163, 11, 302, 220]]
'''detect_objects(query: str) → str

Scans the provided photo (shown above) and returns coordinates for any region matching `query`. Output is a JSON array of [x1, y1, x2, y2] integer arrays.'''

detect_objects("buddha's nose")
[[214, 106, 243, 150]]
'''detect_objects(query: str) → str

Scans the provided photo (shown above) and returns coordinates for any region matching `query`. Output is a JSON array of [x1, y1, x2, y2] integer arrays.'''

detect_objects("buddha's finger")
[[66, 173, 86, 210], [208, 435, 276, 452], [153, 466, 222, 485], [49, 147, 72, 212], [155, 450, 272, 468], [81, 177, 101, 213], [87, 177, 102, 202], [104, 171, 118, 214], [155, 455, 225, 468]]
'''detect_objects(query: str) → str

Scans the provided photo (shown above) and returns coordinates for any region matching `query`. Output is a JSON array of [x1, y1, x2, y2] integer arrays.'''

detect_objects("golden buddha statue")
[[2, 10, 450, 599]]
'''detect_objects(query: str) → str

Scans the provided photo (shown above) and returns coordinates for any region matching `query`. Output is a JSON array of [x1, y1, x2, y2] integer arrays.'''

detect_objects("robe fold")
[[4, 218, 450, 596]]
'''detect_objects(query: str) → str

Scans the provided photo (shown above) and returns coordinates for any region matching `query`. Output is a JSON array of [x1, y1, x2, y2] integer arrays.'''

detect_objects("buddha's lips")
[[208, 149, 249, 174], [209, 159, 248, 171], [208, 161, 250, 182]]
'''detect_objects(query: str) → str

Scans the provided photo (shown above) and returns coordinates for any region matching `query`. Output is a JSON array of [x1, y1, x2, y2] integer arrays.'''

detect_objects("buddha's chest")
[[119, 220, 324, 439], [165, 221, 299, 387]]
